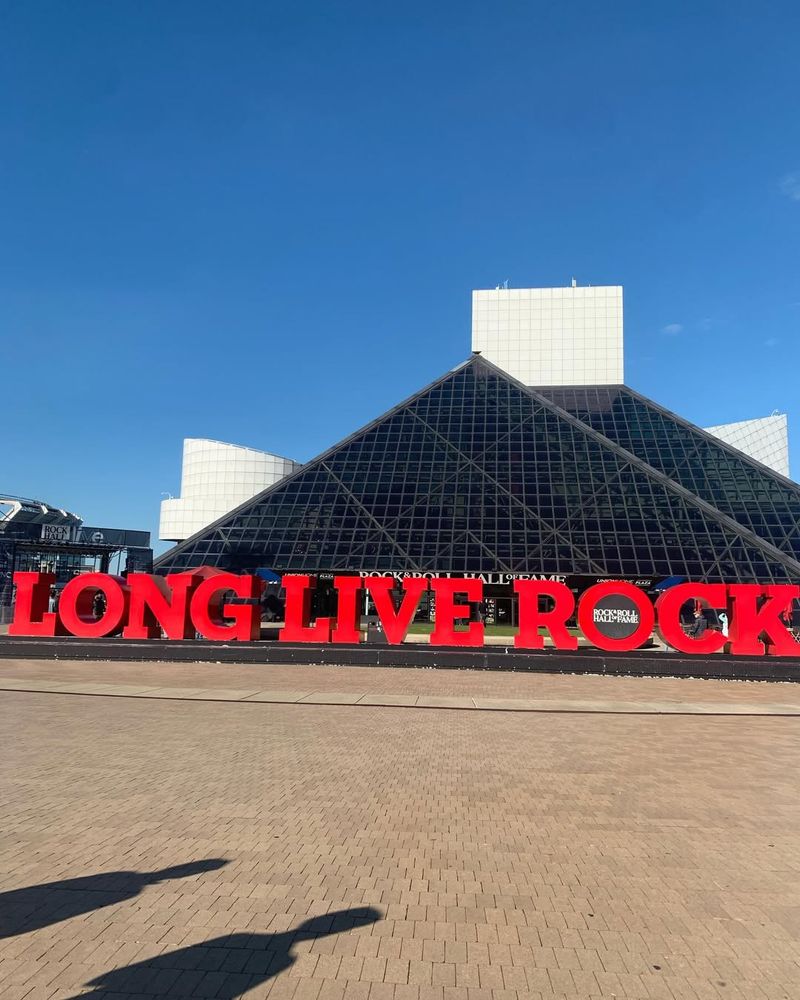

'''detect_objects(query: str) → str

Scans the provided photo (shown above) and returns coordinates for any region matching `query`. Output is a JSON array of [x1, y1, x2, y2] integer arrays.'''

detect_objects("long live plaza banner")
[[7, 570, 800, 657]]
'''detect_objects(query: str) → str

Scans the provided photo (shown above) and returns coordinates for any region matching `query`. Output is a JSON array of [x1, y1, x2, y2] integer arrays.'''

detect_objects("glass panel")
[[156, 361, 797, 584]]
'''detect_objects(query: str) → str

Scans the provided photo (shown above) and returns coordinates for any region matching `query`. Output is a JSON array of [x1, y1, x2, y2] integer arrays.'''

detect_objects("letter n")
[[122, 573, 199, 639]]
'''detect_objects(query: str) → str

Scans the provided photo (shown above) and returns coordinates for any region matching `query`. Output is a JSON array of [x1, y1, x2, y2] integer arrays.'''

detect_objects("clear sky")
[[3, 1, 799, 553]]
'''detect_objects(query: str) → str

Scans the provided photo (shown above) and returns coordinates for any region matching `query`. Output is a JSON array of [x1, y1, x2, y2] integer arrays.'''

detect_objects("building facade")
[[472, 283, 624, 386], [154, 284, 797, 622], [155, 355, 800, 589], [471, 283, 789, 471], [704, 414, 790, 477], [159, 439, 301, 542], [0, 495, 152, 624]]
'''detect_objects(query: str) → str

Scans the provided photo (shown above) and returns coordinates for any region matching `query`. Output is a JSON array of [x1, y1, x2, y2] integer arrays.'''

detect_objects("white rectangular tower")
[[471, 283, 624, 386]]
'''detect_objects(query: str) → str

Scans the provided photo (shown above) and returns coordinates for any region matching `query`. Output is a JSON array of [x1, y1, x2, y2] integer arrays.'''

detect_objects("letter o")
[[578, 582, 654, 651], [58, 573, 129, 638]]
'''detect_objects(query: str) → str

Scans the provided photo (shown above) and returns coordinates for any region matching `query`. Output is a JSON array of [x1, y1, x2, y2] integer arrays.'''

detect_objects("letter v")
[[365, 577, 428, 644]]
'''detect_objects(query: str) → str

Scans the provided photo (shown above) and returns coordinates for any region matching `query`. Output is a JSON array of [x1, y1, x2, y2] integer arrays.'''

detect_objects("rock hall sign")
[[8, 570, 800, 657]]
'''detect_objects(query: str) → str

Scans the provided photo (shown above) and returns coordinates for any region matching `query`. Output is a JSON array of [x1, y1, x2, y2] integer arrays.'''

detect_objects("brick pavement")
[[1, 676, 799, 1000], [1, 657, 799, 707], [1, 674, 799, 716]]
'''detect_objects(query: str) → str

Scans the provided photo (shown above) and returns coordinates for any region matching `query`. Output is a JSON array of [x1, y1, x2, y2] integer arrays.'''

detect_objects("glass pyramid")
[[155, 357, 800, 584], [539, 385, 800, 566]]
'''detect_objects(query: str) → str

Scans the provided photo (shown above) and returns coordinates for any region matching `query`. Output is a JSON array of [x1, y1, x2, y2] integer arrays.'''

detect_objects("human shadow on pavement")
[[0, 858, 228, 938], [68, 906, 382, 999]]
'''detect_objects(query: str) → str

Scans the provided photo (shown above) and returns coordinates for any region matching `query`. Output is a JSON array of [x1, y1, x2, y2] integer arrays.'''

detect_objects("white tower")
[[471, 282, 624, 386]]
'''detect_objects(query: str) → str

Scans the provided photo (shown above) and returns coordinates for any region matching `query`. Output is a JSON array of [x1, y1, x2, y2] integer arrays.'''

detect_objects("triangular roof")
[[538, 384, 800, 566], [155, 356, 800, 583]]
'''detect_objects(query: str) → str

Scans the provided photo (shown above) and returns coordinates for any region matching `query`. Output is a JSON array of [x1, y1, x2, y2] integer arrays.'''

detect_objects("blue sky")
[[2, 0, 799, 553]]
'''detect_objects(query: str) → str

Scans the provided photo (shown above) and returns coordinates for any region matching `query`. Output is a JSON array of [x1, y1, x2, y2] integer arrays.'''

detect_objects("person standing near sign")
[[688, 608, 707, 638]]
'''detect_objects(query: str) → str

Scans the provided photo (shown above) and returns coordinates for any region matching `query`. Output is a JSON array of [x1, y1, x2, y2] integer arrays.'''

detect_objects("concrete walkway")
[[2, 674, 799, 715]]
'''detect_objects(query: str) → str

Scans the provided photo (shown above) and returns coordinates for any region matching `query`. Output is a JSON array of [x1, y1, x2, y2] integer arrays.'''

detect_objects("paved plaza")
[[2, 660, 800, 1000]]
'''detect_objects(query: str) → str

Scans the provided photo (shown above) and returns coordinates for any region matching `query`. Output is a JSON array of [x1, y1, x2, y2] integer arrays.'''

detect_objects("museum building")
[[154, 284, 799, 623]]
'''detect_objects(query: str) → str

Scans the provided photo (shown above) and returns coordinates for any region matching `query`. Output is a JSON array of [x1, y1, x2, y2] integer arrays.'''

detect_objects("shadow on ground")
[[67, 907, 382, 999], [0, 858, 228, 938]]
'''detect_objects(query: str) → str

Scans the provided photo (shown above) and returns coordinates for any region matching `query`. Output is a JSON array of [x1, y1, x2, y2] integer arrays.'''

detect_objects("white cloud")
[[779, 172, 800, 201], [661, 323, 683, 335], [764, 337, 779, 348]]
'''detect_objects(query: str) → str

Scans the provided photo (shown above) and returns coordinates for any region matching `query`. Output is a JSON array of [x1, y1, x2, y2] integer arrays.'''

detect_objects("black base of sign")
[[0, 635, 798, 683]]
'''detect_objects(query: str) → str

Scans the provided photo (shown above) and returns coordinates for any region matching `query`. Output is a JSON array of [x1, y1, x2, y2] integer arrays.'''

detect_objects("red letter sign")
[[726, 584, 800, 656], [122, 573, 199, 640], [189, 573, 263, 641], [279, 575, 332, 642], [577, 582, 654, 651], [8, 572, 61, 636], [331, 576, 363, 643], [429, 578, 484, 646], [514, 580, 577, 650], [655, 583, 727, 654], [364, 577, 428, 644], [58, 574, 129, 638]]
